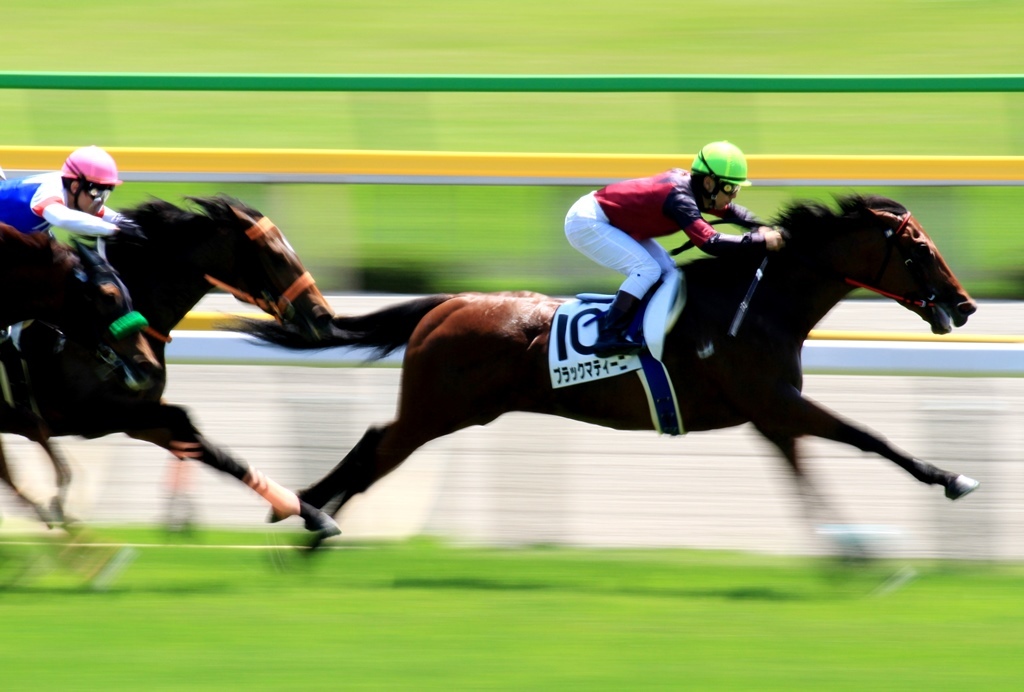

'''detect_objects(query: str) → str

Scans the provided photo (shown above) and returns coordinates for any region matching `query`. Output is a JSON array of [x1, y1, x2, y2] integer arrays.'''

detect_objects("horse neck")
[[141, 280, 214, 337], [764, 257, 857, 340], [108, 253, 214, 337], [108, 227, 240, 337]]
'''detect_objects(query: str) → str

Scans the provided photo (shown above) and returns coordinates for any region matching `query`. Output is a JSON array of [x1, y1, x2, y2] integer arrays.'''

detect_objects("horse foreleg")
[[0, 415, 68, 528], [760, 389, 978, 501], [120, 403, 339, 540], [163, 457, 196, 533], [34, 437, 73, 526], [816, 416, 979, 498], [0, 440, 49, 525]]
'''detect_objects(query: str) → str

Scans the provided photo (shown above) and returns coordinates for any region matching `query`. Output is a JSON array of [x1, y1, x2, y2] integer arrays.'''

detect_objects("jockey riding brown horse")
[[236, 195, 980, 548]]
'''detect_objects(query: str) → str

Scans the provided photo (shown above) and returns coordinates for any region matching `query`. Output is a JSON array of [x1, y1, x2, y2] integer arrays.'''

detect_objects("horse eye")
[[913, 242, 932, 259]]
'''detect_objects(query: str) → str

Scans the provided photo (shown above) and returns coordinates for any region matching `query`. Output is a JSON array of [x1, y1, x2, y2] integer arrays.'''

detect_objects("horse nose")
[[957, 300, 977, 318]]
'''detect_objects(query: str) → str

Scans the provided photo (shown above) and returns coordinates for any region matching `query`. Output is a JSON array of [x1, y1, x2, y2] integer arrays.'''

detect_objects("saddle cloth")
[[547, 272, 686, 435]]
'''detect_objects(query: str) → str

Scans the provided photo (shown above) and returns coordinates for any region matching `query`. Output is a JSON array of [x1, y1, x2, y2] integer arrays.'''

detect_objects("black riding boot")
[[592, 291, 642, 357]]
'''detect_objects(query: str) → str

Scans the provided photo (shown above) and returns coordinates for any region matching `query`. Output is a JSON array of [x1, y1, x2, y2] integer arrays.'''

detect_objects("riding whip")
[[728, 256, 769, 337]]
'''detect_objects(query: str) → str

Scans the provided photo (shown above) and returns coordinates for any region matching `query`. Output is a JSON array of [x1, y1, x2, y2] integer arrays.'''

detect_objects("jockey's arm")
[[680, 217, 772, 257], [41, 202, 119, 238], [724, 202, 785, 250]]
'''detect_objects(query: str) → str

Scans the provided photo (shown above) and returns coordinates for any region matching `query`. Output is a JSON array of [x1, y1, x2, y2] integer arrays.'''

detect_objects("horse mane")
[[119, 194, 255, 250], [772, 194, 906, 243], [680, 193, 907, 295]]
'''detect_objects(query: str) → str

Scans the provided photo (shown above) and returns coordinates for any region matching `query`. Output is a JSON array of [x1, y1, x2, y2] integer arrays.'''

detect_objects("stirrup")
[[593, 335, 641, 358]]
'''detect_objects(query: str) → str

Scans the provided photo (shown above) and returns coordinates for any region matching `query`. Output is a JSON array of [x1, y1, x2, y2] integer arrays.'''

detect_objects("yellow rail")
[[177, 312, 1024, 343], [4, 146, 1024, 184]]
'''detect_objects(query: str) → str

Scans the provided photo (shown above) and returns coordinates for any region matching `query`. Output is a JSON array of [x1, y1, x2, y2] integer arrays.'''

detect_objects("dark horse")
[[0, 223, 161, 524], [237, 195, 980, 546], [0, 196, 339, 538]]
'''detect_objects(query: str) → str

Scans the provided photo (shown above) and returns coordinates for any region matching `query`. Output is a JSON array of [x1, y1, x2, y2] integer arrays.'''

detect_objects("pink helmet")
[[61, 146, 123, 186]]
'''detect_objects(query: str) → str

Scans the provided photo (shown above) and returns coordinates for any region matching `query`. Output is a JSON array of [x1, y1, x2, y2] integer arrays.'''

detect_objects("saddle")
[[547, 272, 686, 434]]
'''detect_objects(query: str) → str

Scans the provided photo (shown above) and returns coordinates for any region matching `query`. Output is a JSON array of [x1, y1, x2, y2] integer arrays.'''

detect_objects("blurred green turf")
[[4, 1, 1024, 296], [2, 532, 1023, 690]]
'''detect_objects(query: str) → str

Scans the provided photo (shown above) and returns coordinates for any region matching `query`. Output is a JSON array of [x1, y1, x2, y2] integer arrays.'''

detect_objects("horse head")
[[777, 195, 976, 335], [858, 204, 977, 334], [188, 197, 335, 342], [69, 241, 161, 392]]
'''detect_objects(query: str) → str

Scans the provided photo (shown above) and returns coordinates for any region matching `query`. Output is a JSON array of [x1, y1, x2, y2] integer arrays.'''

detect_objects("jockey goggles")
[[81, 181, 114, 202]]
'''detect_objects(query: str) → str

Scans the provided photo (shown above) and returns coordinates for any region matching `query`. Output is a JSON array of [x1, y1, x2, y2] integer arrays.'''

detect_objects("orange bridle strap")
[[204, 271, 315, 316], [244, 215, 277, 244], [144, 325, 172, 344], [204, 209, 320, 321]]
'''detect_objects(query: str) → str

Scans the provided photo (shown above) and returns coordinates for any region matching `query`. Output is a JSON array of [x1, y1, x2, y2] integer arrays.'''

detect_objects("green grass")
[[5, 1, 1024, 296], [2, 531, 1023, 690]]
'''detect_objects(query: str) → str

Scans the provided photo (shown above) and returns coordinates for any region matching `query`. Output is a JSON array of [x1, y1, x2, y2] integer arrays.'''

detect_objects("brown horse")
[[0, 196, 339, 538], [237, 195, 980, 547], [0, 224, 161, 524]]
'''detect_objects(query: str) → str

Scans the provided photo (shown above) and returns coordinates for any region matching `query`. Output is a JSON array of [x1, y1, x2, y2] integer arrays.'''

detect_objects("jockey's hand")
[[760, 227, 786, 251], [115, 220, 148, 244]]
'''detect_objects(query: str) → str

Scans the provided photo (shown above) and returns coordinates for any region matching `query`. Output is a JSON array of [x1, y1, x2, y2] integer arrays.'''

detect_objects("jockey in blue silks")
[[0, 146, 149, 351], [0, 146, 145, 244]]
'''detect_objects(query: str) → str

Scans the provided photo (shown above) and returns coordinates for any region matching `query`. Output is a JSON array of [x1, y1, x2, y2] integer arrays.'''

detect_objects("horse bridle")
[[204, 209, 317, 322], [841, 212, 939, 309], [728, 211, 937, 337], [139, 210, 318, 345]]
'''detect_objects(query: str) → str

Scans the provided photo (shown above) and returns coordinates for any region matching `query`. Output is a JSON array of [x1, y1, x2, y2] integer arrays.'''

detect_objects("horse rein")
[[841, 212, 939, 309]]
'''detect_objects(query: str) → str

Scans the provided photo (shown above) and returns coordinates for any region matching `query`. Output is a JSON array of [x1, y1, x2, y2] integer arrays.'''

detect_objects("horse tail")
[[232, 294, 454, 359]]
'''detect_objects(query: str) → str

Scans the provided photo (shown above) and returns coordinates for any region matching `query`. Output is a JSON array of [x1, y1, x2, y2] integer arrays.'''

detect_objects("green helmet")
[[691, 141, 752, 187]]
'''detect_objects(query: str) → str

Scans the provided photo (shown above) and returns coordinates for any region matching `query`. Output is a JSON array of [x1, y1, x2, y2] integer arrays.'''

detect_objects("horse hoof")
[[945, 474, 980, 500], [303, 511, 341, 551], [304, 510, 341, 537]]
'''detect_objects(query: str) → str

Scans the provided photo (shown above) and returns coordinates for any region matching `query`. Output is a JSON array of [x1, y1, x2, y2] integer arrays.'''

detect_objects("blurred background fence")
[[4, 71, 1024, 297]]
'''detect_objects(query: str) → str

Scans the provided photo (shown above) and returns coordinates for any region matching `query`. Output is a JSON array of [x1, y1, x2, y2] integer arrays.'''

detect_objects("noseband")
[[842, 212, 938, 309]]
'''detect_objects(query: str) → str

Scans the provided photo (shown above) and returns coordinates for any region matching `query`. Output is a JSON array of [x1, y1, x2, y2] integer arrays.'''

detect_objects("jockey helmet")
[[691, 141, 752, 187], [61, 146, 123, 186]]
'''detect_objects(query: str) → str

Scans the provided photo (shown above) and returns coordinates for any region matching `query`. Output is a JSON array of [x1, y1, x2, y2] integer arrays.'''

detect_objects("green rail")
[[1, 72, 1023, 92]]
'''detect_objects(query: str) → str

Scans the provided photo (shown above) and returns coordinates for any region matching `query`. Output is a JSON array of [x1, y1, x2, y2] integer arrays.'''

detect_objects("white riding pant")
[[564, 192, 677, 300]]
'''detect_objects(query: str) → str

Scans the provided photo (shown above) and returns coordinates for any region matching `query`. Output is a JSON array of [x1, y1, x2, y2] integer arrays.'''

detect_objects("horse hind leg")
[[299, 425, 387, 516]]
